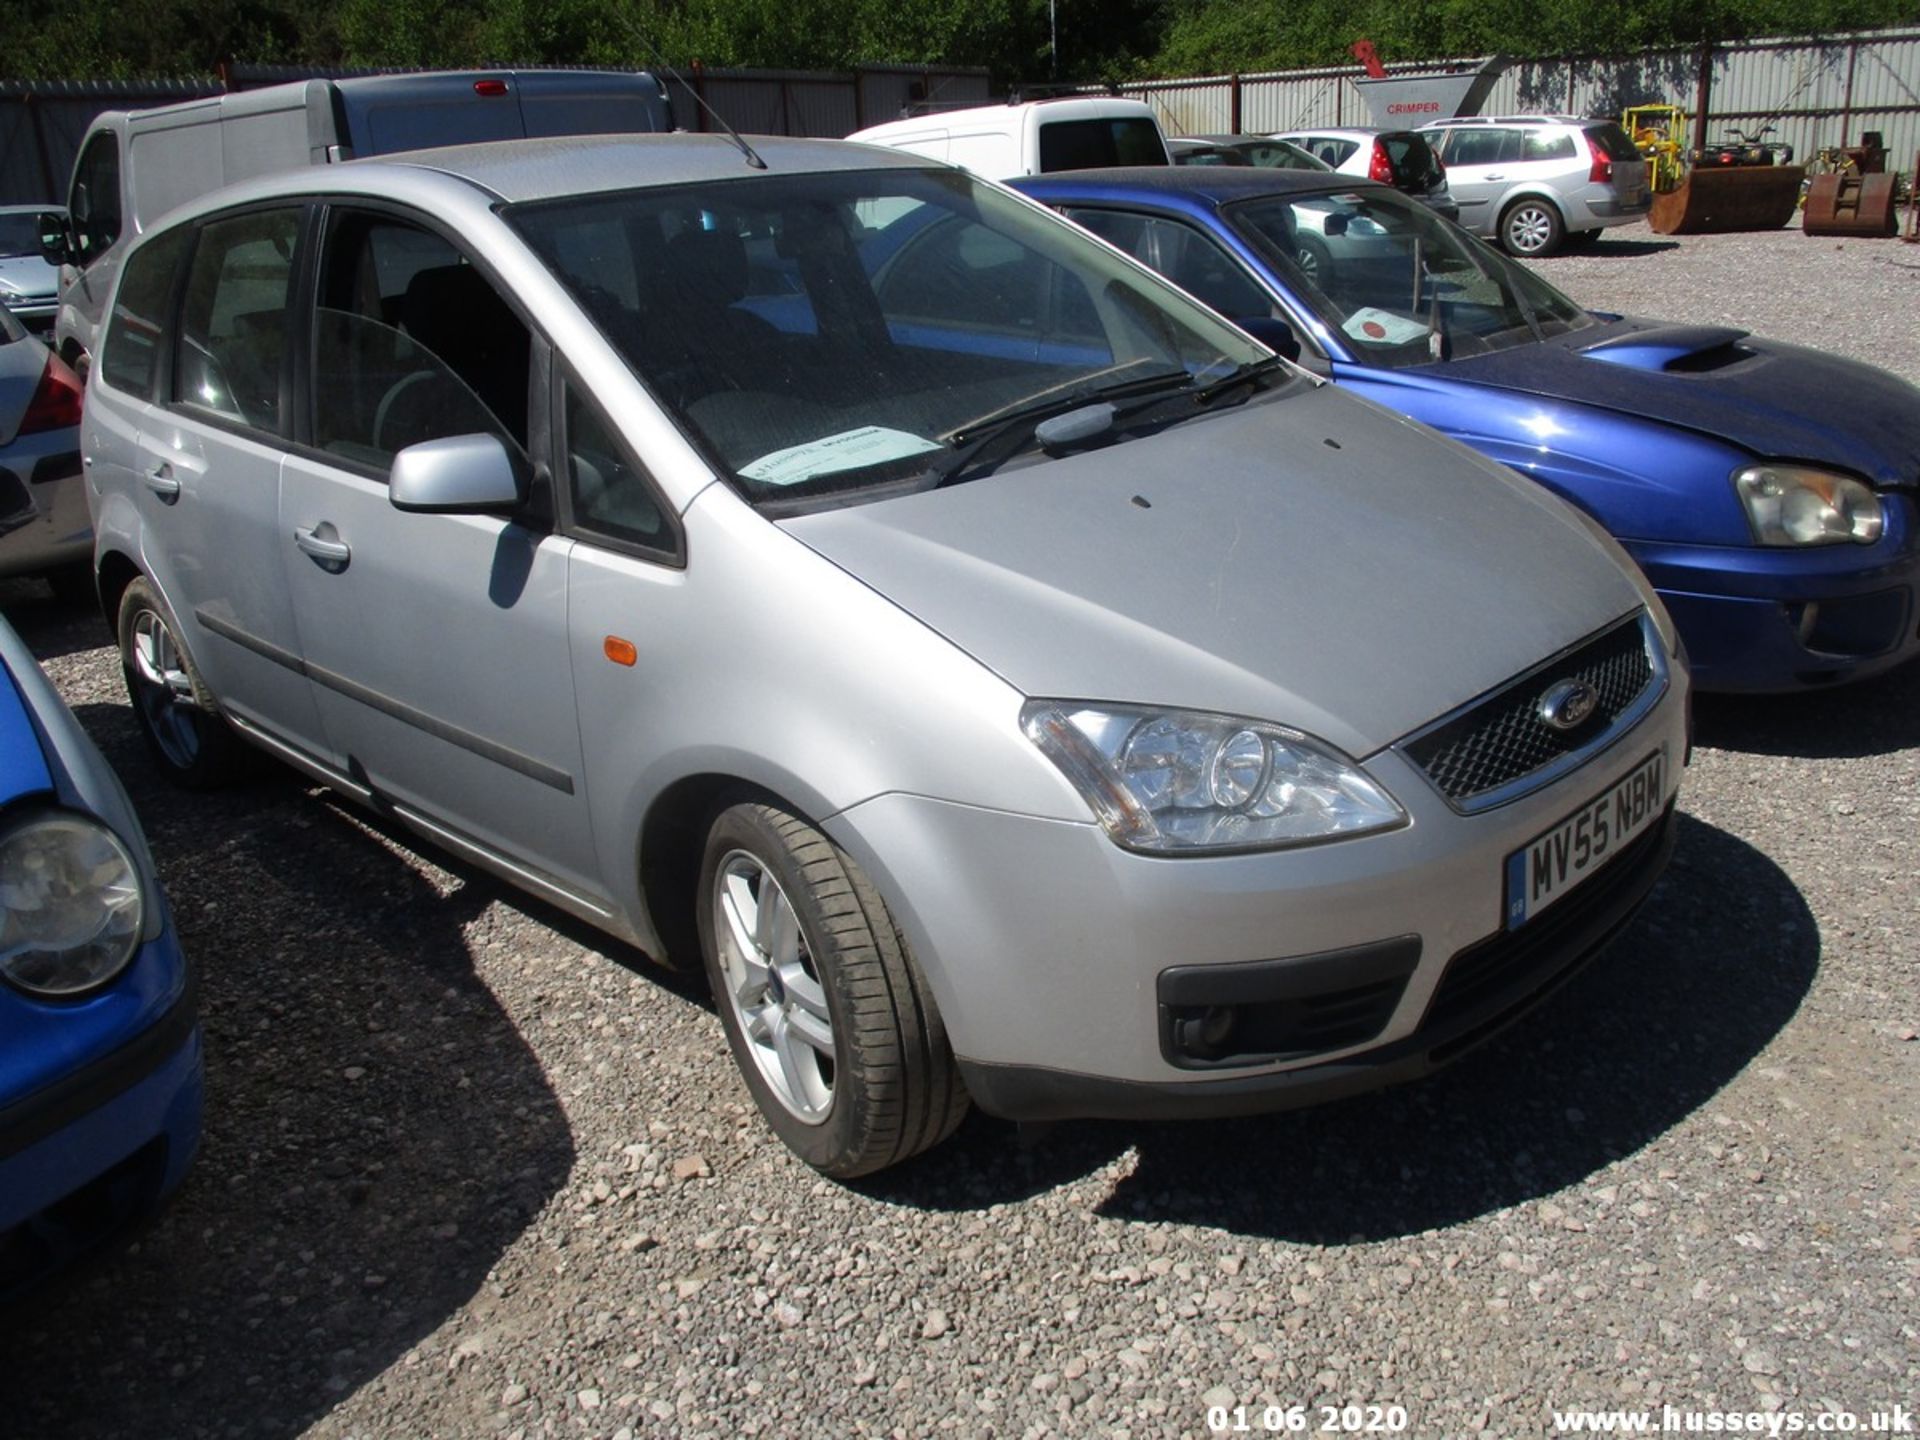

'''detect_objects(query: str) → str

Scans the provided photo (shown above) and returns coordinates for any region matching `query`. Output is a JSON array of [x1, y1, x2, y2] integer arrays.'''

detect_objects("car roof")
[[1013, 164, 1365, 208], [1424, 115, 1593, 127], [343, 133, 931, 204]]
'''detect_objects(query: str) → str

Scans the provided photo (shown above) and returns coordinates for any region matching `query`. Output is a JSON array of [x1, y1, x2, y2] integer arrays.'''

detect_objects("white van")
[[846, 96, 1170, 181], [44, 69, 674, 369]]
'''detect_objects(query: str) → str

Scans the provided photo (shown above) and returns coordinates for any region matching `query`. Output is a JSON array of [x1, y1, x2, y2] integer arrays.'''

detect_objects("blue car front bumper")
[[0, 932, 202, 1294], [1627, 504, 1920, 691]]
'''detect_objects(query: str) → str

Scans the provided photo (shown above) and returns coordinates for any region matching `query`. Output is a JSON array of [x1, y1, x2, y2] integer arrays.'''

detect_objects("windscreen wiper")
[[928, 364, 1194, 488]]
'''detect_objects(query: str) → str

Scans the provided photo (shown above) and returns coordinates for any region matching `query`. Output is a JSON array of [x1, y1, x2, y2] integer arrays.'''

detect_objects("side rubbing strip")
[[195, 608, 305, 674], [193, 608, 575, 795]]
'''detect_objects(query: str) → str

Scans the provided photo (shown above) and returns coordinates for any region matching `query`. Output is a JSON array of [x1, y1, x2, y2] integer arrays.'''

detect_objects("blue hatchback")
[[0, 614, 199, 1295], [1013, 167, 1920, 692]]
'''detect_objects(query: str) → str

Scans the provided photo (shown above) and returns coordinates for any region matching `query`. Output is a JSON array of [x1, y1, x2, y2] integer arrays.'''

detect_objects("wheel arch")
[[96, 547, 143, 632], [636, 770, 816, 972]]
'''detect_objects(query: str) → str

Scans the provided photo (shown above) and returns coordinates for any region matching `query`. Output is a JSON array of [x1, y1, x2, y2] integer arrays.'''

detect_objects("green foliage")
[[1155, 0, 1920, 75], [0, 0, 1915, 82]]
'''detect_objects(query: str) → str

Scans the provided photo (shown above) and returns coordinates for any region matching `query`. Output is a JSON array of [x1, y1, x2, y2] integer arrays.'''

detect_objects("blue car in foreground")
[[0, 615, 199, 1295], [1012, 167, 1920, 692]]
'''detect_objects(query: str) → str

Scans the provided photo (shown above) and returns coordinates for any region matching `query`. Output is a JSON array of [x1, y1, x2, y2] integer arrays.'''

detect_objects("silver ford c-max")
[[79, 134, 1688, 1175]]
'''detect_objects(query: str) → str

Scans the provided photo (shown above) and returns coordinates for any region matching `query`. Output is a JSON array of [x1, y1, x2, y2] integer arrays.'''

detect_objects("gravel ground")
[[2, 218, 1917, 1440]]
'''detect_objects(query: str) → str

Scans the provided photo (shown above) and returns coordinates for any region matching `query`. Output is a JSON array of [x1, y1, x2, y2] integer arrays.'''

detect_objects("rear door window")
[[173, 208, 301, 433], [1441, 128, 1521, 167]]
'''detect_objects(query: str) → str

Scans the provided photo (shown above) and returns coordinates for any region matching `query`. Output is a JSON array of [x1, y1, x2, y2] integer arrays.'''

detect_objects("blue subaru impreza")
[[0, 613, 199, 1294], [1013, 166, 1920, 692]]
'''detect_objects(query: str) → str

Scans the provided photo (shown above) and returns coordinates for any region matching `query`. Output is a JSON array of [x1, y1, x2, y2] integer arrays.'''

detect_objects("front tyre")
[[117, 576, 248, 788], [1499, 197, 1566, 257], [697, 801, 967, 1177]]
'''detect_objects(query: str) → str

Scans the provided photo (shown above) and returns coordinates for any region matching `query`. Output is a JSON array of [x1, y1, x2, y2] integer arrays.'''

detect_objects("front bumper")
[[825, 671, 1688, 1118], [0, 937, 202, 1292], [1627, 514, 1920, 691]]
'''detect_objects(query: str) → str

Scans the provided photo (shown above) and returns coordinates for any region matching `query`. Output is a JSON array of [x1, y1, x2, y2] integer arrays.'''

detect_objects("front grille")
[[1398, 613, 1659, 812]]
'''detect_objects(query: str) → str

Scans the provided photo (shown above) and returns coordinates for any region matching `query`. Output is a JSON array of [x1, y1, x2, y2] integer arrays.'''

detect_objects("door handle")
[[144, 464, 181, 502], [294, 525, 351, 569], [1484, 173, 1506, 181]]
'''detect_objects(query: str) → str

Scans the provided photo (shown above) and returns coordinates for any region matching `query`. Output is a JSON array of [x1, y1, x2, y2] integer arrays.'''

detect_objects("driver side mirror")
[[37, 211, 71, 266], [390, 433, 527, 514]]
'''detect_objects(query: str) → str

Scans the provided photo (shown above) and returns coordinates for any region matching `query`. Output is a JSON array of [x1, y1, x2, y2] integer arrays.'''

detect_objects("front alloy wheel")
[[697, 801, 968, 1177], [712, 850, 836, 1123]]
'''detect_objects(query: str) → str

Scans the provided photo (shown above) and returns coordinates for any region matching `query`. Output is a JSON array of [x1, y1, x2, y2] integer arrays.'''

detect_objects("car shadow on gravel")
[[1692, 656, 1920, 758], [0, 699, 578, 1440], [1537, 237, 1682, 260], [0, 578, 114, 662], [865, 812, 1818, 1241]]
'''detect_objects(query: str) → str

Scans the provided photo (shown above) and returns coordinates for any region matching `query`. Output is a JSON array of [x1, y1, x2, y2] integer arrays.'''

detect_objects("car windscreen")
[[0, 213, 44, 259], [1226, 186, 1594, 369], [1584, 123, 1646, 162], [507, 167, 1274, 512]]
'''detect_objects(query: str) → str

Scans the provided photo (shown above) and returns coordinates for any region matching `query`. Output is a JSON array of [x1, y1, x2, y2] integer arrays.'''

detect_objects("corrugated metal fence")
[[1118, 27, 1920, 176], [0, 62, 990, 206]]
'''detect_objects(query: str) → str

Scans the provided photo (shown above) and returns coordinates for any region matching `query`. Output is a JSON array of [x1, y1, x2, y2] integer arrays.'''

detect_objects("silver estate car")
[[79, 135, 1688, 1176]]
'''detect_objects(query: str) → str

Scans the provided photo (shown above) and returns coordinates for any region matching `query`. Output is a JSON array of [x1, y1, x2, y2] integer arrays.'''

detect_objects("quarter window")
[[564, 386, 675, 559], [311, 213, 530, 471], [99, 229, 191, 400], [174, 208, 301, 432], [1523, 131, 1577, 162]]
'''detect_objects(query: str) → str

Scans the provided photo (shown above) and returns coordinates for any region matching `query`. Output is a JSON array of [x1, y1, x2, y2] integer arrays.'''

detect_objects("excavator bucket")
[[1649, 165, 1806, 234], [1804, 172, 1900, 237]]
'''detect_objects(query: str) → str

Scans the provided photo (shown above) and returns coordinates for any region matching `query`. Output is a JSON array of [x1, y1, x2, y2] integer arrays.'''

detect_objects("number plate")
[[1504, 750, 1666, 930]]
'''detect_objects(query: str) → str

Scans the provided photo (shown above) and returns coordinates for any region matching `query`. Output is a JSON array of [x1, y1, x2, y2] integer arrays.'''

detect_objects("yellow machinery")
[[1624, 102, 1805, 234], [1623, 103, 1687, 192]]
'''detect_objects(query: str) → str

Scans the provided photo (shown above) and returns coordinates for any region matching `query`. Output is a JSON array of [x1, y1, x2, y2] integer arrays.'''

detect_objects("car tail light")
[[474, 79, 509, 97], [1586, 132, 1613, 184], [1368, 140, 1395, 184], [17, 350, 82, 436]]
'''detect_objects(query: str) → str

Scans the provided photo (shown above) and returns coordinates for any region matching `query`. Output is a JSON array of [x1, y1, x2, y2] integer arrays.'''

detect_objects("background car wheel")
[[697, 801, 968, 1177], [116, 577, 249, 788], [1499, 198, 1566, 257], [1294, 234, 1332, 287]]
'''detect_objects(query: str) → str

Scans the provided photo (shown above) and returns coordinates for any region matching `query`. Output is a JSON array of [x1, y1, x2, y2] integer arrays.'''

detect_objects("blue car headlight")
[[1733, 464, 1884, 546], [0, 808, 147, 997], [1022, 701, 1407, 853]]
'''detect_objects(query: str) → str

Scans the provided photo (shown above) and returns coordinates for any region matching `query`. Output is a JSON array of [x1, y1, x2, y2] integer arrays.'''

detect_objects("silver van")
[[80, 135, 1687, 1175], [42, 70, 673, 371]]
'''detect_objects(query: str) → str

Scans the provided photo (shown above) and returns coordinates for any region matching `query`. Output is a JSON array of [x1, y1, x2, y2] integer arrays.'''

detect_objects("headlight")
[[0, 809, 147, 997], [1733, 465, 1883, 546], [1021, 702, 1406, 854]]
